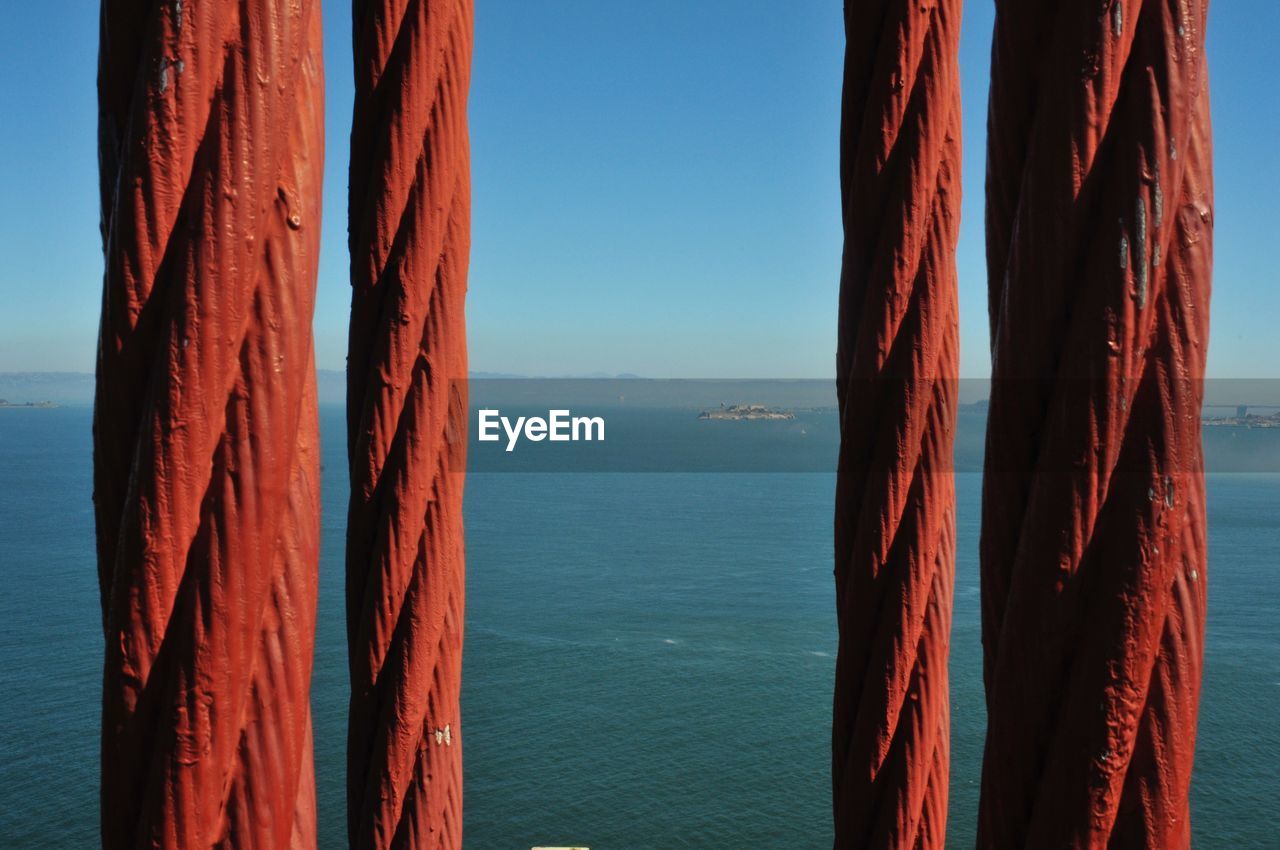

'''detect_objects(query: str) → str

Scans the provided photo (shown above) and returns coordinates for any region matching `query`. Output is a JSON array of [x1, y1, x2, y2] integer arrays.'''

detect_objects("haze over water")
[[1, 405, 1276, 847]]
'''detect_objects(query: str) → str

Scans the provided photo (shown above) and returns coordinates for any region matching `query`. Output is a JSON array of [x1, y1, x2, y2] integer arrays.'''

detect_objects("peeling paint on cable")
[[1154, 168, 1164, 227], [1135, 196, 1149, 307]]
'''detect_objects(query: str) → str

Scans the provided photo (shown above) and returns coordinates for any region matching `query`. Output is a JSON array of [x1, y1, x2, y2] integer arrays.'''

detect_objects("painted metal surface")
[[833, 1, 962, 847], [980, 1, 1213, 845], [345, 0, 473, 847], [94, 0, 326, 846]]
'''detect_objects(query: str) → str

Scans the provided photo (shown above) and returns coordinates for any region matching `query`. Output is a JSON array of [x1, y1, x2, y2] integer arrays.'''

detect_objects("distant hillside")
[[0, 372, 94, 404], [0, 370, 606, 406], [0, 371, 345, 406], [0, 372, 981, 410]]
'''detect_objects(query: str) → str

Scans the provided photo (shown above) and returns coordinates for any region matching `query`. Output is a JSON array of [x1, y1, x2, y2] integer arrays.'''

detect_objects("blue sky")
[[1, 1, 1276, 377]]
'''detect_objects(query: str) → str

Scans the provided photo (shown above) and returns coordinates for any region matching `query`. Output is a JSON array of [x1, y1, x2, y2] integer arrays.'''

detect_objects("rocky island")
[[698, 403, 795, 421]]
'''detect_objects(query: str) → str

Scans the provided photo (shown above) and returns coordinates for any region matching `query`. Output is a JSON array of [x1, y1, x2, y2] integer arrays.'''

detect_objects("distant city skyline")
[[1, 2, 1276, 377]]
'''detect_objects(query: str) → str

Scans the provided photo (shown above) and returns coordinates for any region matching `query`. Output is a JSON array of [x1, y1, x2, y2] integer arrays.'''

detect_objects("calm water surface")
[[1, 406, 1276, 847]]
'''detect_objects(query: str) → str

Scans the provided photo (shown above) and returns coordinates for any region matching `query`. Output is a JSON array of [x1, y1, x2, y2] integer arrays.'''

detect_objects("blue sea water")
[[1, 405, 1276, 847]]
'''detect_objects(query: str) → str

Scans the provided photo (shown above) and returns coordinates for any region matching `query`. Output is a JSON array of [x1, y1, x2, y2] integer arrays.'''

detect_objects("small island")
[[698, 403, 795, 421], [0, 398, 58, 409], [1203, 411, 1280, 428]]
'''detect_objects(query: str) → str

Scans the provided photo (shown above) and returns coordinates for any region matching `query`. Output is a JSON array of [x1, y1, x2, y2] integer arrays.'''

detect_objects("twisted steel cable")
[[346, 0, 472, 846], [979, 1, 1212, 845], [94, 0, 325, 847], [833, 1, 962, 847]]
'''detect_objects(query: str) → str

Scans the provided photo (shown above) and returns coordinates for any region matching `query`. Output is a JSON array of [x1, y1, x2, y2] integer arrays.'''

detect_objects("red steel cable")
[[94, 0, 325, 846], [346, 0, 472, 846], [980, 1, 1212, 845], [833, 1, 962, 847]]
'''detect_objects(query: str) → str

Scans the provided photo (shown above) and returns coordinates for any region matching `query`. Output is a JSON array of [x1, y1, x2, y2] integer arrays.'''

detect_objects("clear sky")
[[1, 2, 1276, 378]]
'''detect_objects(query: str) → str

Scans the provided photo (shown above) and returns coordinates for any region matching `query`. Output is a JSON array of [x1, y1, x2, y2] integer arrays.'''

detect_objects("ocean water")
[[1, 405, 1276, 847]]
